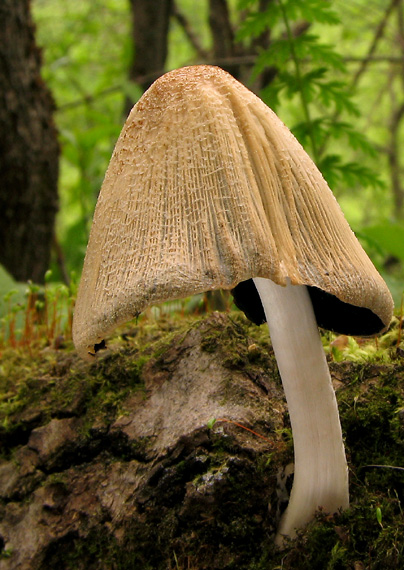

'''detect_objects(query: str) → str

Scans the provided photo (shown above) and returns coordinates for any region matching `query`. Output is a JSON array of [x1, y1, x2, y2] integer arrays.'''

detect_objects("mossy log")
[[0, 312, 404, 569]]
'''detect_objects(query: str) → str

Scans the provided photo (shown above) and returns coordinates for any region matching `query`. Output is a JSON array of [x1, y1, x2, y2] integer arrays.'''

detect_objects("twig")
[[362, 464, 404, 472], [214, 417, 274, 445], [58, 85, 122, 111], [351, 0, 401, 89], [172, 0, 209, 59], [318, 0, 399, 158], [56, 54, 404, 113]]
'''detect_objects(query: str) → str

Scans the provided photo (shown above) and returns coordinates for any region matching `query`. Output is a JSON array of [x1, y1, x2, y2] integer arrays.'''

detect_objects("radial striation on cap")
[[73, 65, 394, 359]]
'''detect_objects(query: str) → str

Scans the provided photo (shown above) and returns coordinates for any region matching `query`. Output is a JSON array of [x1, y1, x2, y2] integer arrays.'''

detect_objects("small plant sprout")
[[376, 506, 383, 528], [0, 271, 75, 351], [73, 66, 393, 543]]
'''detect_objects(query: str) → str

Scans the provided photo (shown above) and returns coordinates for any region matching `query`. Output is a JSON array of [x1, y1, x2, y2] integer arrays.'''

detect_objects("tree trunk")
[[127, 0, 172, 110], [387, 102, 404, 218], [0, 0, 59, 283], [209, 0, 237, 73], [208, 0, 274, 89], [389, 0, 404, 219]]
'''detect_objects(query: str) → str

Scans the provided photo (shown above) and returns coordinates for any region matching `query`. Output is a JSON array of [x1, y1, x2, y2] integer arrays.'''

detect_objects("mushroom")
[[72, 65, 393, 542]]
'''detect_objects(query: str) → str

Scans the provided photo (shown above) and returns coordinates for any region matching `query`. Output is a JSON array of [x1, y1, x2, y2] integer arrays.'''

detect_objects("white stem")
[[253, 277, 349, 545]]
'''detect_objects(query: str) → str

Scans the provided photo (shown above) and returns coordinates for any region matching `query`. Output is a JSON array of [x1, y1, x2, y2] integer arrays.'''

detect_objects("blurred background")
[[1, 0, 404, 310]]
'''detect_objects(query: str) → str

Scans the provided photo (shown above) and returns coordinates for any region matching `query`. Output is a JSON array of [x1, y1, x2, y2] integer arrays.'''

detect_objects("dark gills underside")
[[231, 279, 385, 337]]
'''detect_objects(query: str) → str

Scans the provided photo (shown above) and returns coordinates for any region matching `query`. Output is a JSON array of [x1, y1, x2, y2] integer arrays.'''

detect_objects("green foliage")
[[238, 0, 383, 193], [357, 222, 404, 303], [33, 0, 133, 278], [30, 0, 403, 296]]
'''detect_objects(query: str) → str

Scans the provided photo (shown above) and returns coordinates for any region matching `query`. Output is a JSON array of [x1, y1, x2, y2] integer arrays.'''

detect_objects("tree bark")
[[127, 0, 172, 108], [0, 0, 59, 283], [390, 0, 404, 218], [208, 0, 274, 89], [209, 0, 236, 73], [387, 102, 404, 218]]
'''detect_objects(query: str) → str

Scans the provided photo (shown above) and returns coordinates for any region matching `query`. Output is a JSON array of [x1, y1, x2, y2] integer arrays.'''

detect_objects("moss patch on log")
[[0, 311, 403, 569]]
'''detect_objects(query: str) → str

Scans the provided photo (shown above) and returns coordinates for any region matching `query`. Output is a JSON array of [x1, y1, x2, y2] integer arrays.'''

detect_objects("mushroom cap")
[[73, 65, 393, 359]]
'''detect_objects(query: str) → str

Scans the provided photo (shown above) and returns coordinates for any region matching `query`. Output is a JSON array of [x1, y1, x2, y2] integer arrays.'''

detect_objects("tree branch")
[[56, 56, 404, 113], [351, 0, 401, 89], [172, 0, 209, 59]]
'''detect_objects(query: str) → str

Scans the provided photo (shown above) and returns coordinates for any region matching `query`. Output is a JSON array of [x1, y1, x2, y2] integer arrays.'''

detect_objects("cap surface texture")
[[73, 65, 393, 358]]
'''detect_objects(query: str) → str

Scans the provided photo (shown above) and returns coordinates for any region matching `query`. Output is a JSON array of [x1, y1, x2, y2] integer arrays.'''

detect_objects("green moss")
[[1, 311, 404, 569], [0, 329, 153, 454], [276, 492, 404, 570], [337, 363, 404, 477], [42, 528, 124, 570]]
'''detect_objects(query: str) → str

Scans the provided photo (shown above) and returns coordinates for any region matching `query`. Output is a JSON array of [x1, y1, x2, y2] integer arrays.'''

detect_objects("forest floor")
[[0, 310, 404, 569]]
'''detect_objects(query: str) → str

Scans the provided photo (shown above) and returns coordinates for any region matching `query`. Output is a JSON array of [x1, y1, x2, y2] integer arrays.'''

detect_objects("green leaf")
[[207, 418, 217, 429], [0, 266, 27, 318], [303, 35, 346, 71], [254, 39, 291, 71], [317, 154, 384, 191], [359, 223, 404, 262], [292, 118, 328, 148], [288, 0, 340, 25], [236, 6, 280, 41], [259, 82, 284, 111], [315, 81, 360, 116], [376, 506, 383, 527]]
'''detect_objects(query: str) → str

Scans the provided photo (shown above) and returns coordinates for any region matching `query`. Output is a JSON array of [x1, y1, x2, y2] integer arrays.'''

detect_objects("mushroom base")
[[253, 277, 349, 544]]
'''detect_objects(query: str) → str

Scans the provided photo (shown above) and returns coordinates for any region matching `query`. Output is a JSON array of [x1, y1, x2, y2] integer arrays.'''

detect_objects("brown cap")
[[73, 65, 393, 359]]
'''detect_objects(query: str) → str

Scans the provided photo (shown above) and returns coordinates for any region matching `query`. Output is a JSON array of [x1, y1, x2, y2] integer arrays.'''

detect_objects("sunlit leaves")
[[315, 78, 359, 115], [238, 0, 383, 193], [33, 0, 132, 279], [238, 0, 339, 38], [237, 1, 281, 39], [285, 0, 340, 26], [318, 154, 382, 192]]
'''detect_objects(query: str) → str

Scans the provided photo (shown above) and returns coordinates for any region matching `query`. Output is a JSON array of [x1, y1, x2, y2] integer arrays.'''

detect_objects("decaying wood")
[[1, 312, 404, 569], [0, 313, 286, 570]]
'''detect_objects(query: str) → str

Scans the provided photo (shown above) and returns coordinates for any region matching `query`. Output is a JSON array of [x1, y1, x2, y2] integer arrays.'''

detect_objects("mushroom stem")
[[253, 277, 349, 544]]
